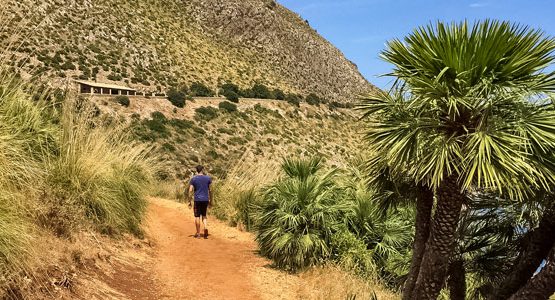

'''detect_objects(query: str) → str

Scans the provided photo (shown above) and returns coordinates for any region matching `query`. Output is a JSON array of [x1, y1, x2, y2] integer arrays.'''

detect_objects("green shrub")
[[114, 95, 130, 107], [162, 142, 176, 152], [151, 111, 167, 122], [218, 101, 237, 113], [140, 111, 170, 139], [225, 91, 240, 103], [217, 127, 234, 135], [254, 158, 346, 271], [167, 87, 186, 108], [273, 89, 285, 100], [60, 61, 76, 70], [219, 83, 240, 96], [107, 73, 123, 81], [192, 126, 206, 135], [169, 119, 193, 130], [285, 93, 301, 107], [247, 83, 272, 99], [195, 106, 219, 121], [234, 189, 260, 231], [331, 229, 376, 277], [189, 82, 214, 97], [306, 93, 322, 106]]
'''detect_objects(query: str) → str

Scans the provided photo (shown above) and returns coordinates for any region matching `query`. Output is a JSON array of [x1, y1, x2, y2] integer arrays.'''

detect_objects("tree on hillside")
[[360, 20, 555, 300], [243, 83, 272, 99], [189, 82, 214, 97], [167, 87, 186, 108]]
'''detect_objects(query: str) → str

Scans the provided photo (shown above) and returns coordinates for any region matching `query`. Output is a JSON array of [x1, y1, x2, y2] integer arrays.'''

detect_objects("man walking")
[[188, 165, 212, 239]]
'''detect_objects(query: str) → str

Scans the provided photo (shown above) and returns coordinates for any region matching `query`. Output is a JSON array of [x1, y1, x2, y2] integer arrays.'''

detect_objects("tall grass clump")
[[255, 157, 347, 271], [0, 76, 57, 288], [43, 99, 155, 237], [0, 71, 156, 294], [212, 156, 280, 229]]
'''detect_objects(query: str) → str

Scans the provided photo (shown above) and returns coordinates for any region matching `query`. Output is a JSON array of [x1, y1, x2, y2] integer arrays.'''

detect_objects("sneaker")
[[204, 229, 209, 239], [194, 233, 200, 239]]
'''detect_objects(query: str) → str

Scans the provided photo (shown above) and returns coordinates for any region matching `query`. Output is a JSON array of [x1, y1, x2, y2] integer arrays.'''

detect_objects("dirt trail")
[[136, 198, 299, 300]]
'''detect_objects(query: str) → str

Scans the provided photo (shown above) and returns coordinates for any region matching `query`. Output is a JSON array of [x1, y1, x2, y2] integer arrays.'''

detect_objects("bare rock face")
[[1, 0, 377, 102], [184, 0, 375, 102]]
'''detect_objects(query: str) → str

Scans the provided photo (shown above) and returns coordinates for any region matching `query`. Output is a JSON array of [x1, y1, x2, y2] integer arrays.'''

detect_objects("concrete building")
[[75, 80, 137, 96]]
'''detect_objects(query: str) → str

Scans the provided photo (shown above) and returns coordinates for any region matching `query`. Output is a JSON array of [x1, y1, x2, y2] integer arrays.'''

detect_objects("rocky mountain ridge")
[[2, 0, 376, 102]]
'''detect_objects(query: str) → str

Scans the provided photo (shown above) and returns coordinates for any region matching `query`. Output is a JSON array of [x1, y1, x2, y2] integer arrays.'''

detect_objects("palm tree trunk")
[[412, 175, 465, 300], [448, 259, 466, 300], [402, 184, 434, 300], [491, 201, 555, 300], [508, 247, 555, 300]]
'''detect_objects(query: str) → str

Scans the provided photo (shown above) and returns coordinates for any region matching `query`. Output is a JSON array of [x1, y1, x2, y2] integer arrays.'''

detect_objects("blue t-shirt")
[[190, 175, 212, 202]]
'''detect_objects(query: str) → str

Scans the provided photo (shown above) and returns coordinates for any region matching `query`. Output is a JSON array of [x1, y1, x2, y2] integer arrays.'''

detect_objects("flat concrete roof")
[[75, 80, 136, 91]]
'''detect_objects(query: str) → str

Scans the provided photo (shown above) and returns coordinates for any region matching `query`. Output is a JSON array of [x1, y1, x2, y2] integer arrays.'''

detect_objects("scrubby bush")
[[219, 83, 240, 96], [189, 82, 214, 97], [273, 88, 285, 100], [218, 101, 238, 113], [137, 111, 170, 140], [225, 91, 240, 103], [194, 106, 219, 121], [329, 101, 355, 109], [167, 87, 186, 108], [306, 93, 322, 106], [285, 93, 301, 107], [169, 118, 193, 130], [114, 95, 130, 107], [255, 158, 346, 271], [249, 83, 272, 99]]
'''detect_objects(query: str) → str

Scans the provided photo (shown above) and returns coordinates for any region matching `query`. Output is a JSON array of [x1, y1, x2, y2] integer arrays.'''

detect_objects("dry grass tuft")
[[212, 154, 281, 226], [297, 265, 400, 300]]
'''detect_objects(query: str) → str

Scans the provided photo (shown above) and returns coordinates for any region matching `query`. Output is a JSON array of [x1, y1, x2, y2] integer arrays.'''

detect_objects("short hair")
[[195, 165, 204, 173]]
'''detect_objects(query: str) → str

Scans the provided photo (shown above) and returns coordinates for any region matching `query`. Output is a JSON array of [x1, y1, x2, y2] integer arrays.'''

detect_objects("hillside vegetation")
[[95, 95, 361, 180], [2, 0, 375, 102]]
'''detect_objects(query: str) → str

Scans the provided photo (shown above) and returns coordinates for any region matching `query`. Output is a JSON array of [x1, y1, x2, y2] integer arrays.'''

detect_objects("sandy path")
[[142, 198, 298, 300]]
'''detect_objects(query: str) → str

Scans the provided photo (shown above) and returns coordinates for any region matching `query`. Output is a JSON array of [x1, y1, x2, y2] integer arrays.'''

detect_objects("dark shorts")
[[194, 201, 209, 217]]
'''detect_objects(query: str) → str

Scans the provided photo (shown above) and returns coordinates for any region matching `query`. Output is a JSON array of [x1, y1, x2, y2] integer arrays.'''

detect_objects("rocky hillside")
[[2, 0, 376, 102]]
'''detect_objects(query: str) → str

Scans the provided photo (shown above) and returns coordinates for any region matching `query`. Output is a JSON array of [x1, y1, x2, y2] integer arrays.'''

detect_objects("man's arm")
[[208, 186, 213, 207], [188, 184, 194, 207]]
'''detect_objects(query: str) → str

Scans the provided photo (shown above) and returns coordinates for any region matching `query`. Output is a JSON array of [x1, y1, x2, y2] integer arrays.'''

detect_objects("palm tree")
[[360, 20, 555, 299]]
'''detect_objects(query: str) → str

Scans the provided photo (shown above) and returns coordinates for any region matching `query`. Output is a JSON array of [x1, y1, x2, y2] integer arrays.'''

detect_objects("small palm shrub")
[[255, 158, 346, 271]]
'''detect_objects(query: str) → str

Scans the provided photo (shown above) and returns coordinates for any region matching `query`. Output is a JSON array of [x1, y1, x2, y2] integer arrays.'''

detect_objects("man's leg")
[[202, 216, 208, 230], [202, 202, 209, 238], [195, 217, 201, 237]]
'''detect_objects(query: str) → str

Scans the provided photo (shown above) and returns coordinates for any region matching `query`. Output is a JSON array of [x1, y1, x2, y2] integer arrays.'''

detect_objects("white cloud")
[[469, 2, 488, 8]]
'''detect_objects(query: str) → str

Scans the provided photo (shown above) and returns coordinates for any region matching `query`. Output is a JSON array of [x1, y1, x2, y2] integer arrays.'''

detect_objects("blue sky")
[[278, 0, 555, 89]]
